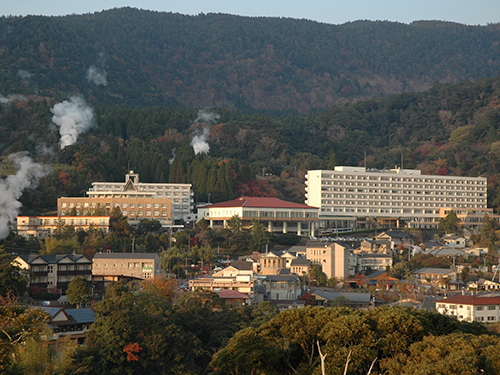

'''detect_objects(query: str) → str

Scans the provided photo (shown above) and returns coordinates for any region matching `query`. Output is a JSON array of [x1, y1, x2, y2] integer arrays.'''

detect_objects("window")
[[138, 203, 143, 208], [146, 203, 152, 208], [154, 203, 159, 208], [476, 306, 484, 311], [146, 211, 151, 216]]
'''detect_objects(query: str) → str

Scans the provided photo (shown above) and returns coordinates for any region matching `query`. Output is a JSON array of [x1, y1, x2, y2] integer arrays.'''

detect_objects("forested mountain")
[[2, 75, 500, 213], [1, 8, 500, 112]]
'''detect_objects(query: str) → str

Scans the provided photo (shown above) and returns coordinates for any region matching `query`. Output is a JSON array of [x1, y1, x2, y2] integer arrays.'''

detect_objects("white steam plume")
[[17, 69, 33, 86], [0, 153, 51, 240], [51, 96, 94, 149], [86, 65, 107, 86], [190, 110, 220, 155]]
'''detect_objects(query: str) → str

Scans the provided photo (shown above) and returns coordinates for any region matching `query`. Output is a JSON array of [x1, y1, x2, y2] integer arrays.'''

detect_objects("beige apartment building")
[[306, 241, 350, 280], [16, 215, 110, 239], [57, 171, 195, 228], [92, 253, 162, 280], [306, 167, 487, 230]]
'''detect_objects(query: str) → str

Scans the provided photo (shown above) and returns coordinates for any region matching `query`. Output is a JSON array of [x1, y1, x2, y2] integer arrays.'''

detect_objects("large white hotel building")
[[306, 166, 488, 230]]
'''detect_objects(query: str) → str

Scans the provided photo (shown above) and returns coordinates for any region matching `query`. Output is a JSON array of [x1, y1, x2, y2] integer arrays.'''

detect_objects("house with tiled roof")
[[198, 196, 319, 236], [436, 294, 500, 323], [215, 289, 251, 308], [37, 306, 95, 344]]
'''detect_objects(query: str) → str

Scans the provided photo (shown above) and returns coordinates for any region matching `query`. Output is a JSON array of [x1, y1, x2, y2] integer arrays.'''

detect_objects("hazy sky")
[[3, 0, 500, 26]]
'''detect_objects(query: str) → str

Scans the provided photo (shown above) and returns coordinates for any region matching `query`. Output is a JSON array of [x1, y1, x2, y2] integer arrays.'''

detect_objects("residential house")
[[215, 289, 251, 308], [38, 306, 95, 344], [261, 274, 302, 301]]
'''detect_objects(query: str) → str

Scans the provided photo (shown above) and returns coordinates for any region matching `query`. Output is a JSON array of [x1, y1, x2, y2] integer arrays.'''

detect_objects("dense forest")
[[1, 8, 500, 112], [2, 75, 500, 214]]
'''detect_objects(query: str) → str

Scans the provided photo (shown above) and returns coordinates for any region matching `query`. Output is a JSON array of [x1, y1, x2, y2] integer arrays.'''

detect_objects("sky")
[[3, 0, 500, 26]]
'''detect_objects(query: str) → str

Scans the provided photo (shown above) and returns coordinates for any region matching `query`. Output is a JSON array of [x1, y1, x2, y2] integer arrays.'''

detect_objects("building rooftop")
[[93, 253, 159, 259], [201, 196, 317, 210], [436, 295, 500, 305]]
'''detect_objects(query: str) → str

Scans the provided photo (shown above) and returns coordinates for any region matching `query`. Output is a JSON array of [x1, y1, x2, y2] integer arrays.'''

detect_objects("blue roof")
[[37, 306, 62, 318], [66, 308, 95, 323]]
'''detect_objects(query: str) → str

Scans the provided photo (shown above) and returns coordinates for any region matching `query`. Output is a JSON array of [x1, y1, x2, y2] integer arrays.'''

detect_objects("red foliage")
[[27, 286, 42, 297], [235, 179, 278, 197], [123, 342, 142, 362], [437, 167, 448, 175], [58, 171, 69, 185]]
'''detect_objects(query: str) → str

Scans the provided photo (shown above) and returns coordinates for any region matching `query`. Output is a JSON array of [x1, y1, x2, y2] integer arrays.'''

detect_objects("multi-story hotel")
[[306, 167, 487, 230], [58, 171, 195, 228]]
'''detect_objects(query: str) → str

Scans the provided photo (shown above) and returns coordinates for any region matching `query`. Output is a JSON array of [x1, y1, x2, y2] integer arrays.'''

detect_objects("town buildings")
[[197, 196, 319, 236], [58, 171, 195, 228], [306, 167, 487, 230], [16, 215, 110, 239], [436, 294, 500, 322], [14, 254, 92, 293]]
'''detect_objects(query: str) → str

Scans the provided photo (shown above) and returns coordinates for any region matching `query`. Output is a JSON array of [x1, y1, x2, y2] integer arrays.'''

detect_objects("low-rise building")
[[436, 294, 500, 322], [16, 215, 110, 239], [14, 254, 92, 293], [355, 252, 393, 272], [198, 196, 319, 236], [262, 274, 302, 301], [38, 307, 95, 344], [92, 253, 162, 280]]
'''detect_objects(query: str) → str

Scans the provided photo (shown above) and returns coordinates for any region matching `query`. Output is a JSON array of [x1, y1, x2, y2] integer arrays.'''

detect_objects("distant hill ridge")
[[1, 7, 500, 112]]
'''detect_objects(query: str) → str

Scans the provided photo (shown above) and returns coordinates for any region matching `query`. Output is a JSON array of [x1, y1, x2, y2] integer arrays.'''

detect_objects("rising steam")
[[0, 153, 51, 240], [86, 66, 107, 86], [190, 109, 220, 155], [86, 52, 108, 86], [51, 96, 94, 149]]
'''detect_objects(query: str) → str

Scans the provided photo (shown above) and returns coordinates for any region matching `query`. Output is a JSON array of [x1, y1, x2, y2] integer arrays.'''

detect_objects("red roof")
[[216, 290, 249, 299], [201, 196, 317, 209], [436, 295, 500, 305]]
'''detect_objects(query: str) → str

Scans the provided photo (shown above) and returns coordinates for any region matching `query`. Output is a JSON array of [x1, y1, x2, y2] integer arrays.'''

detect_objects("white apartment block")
[[436, 295, 500, 323], [306, 167, 487, 229]]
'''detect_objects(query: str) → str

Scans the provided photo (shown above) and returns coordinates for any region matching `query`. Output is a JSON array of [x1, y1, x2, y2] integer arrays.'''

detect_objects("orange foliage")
[[140, 276, 178, 301], [123, 342, 142, 362]]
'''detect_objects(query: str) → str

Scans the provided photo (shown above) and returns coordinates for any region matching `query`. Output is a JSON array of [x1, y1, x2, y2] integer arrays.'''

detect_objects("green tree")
[[438, 210, 461, 234], [310, 265, 327, 286], [249, 219, 267, 252], [0, 249, 29, 297], [66, 277, 92, 308]]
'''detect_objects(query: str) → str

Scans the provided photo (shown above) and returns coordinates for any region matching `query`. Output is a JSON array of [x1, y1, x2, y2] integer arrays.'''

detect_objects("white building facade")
[[306, 167, 487, 229], [436, 295, 500, 323]]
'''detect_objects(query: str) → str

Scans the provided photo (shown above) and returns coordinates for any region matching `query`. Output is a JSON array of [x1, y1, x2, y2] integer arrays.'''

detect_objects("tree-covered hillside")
[[1, 8, 500, 112], [3, 75, 500, 213]]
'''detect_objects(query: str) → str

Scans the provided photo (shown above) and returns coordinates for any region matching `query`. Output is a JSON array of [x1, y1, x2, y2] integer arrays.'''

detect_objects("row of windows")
[[319, 174, 485, 184], [62, 202, 168, 209]]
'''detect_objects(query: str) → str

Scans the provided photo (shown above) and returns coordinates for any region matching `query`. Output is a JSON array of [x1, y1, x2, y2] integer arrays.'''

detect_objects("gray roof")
[[230, 261, 253, 271], [265, 275, 300, 282], [290, 258, 311, 266], [18, 254, 91, 264], [311, 290, 372, 303], [414, 267, 455, 275], [94, 253, 159, 259]]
